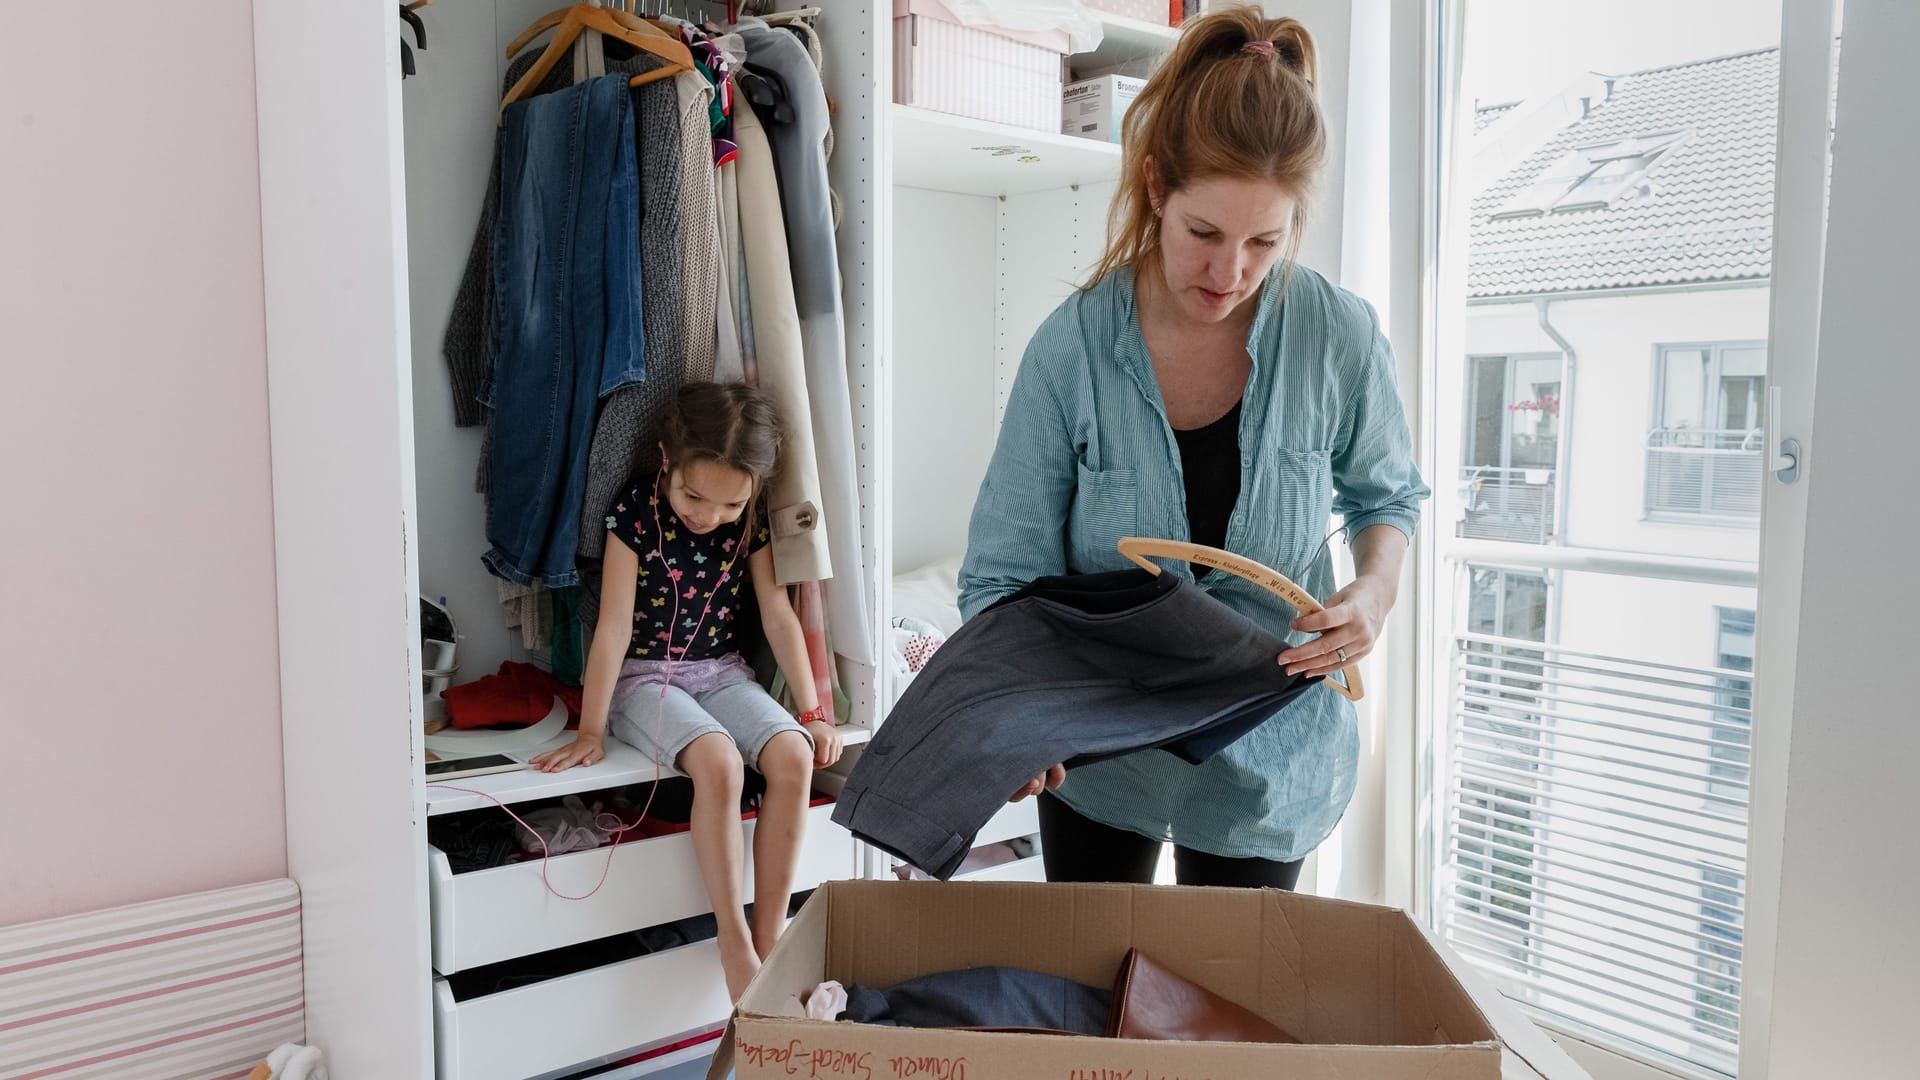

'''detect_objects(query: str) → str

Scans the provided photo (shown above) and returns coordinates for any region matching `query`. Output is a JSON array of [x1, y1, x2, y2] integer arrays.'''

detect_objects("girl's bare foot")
[[720, 932, 762, 1001]]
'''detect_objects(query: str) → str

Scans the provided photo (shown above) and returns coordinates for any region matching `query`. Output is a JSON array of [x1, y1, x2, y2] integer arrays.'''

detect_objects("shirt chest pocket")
[[1068, 462, 1138, 569], [1263, 447, 1334, 577]]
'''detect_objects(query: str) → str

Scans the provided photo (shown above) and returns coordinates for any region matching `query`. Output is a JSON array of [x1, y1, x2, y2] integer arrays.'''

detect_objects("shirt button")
[[1240, 455, 1253, 469]]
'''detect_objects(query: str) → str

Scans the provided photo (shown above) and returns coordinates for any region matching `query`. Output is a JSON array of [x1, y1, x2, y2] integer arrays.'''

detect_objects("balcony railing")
[[1645, 429, 1763, 521], [1444, 631, 1754, 1076], [1459, 466, 1557, 544]]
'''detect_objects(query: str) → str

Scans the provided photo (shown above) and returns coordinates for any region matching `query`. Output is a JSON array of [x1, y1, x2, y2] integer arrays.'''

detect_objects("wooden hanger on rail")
[[1115, 537, 1365, 701], [499, 3, 695, 124]]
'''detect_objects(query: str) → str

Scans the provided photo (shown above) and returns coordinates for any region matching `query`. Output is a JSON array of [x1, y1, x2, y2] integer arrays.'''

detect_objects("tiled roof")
[[1469, 48, 1777, 299], [1474, 100, 1520, 133]]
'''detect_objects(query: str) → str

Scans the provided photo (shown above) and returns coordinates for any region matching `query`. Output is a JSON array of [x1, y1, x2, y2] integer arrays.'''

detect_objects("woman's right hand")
[[1010, 764, 1066, 803], [530, 733, 606, 774]]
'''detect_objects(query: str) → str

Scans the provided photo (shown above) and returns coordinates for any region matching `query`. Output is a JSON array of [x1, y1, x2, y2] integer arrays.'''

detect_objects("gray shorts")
[[607, 655, 811, 770]]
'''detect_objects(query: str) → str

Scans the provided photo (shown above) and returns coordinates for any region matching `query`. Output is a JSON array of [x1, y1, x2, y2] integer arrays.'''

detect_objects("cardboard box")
[[1063, 75, 1146, 143], [709, 881, 1590, 1080]]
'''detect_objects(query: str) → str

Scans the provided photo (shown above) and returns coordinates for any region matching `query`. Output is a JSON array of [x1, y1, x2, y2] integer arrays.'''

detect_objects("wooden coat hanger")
[[499, 3, 695, 124], [1115, 537, 1365, 701]]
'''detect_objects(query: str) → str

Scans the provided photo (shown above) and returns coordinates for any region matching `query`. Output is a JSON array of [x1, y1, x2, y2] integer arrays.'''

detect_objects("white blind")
[[1441, 632, 1752, 1078]]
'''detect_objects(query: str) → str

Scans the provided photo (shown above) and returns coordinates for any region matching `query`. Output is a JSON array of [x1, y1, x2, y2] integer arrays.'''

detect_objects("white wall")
[[402, 1, 559, 685], [1465, 288, 1769, 561], [0, 0, 287, 928], [1554, 573, 1755, 675], [891, 188, 999, 573], [1756, 2, 1920, 1074]]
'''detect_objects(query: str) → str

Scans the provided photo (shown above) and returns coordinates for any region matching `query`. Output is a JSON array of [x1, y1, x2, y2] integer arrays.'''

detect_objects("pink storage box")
[[1083, 0, 1172, 25], [893, 0, 1068, 133]]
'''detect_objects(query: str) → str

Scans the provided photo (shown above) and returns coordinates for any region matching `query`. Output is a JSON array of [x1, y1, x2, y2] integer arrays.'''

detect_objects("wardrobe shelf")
[[1078, 11, 1182, 75], [890, 104, 1122, 198], [423, 723, 871, 817]]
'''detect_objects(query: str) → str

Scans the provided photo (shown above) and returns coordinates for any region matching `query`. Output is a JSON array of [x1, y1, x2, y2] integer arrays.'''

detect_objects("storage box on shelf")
[[1074, 4, 1183, 80], [892, 0, 1070, 133], [1084, 0, 1172, 25], [1063, 73, 1145, 142]]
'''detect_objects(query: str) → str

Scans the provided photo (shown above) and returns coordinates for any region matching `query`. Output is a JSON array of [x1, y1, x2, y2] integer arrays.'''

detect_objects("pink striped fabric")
[[0, 879, 304, 1080], [794, 580, 838, 724]]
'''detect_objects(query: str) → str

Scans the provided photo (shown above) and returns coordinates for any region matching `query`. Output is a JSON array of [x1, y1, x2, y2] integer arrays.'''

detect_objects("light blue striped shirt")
[[957, 264, 1429, 861]]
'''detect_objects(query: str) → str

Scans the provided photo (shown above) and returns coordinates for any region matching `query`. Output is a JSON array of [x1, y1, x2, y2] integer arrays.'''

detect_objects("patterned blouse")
[[606, 478, 770, 660]]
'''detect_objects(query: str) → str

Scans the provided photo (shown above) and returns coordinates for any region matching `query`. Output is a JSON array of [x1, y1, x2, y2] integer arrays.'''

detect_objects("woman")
[[957, 5, 1429, 889]]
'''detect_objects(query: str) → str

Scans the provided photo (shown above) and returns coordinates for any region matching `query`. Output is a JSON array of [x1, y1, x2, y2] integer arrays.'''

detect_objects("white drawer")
[[430, 800, 853, 973], [433, 940, 728, 1080], [973, 797, 1041, 849], [953, 853, 1048, 883]]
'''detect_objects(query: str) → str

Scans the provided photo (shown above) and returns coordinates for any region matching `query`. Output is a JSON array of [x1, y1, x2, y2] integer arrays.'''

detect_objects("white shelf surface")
[[423, 724, 871, 816], [1077, 11, 1181, 76], [891, 105, 1122, 198]]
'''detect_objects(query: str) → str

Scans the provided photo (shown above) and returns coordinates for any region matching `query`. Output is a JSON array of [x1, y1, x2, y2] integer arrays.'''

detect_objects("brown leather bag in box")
[[1107, 948, 1304, 1044]]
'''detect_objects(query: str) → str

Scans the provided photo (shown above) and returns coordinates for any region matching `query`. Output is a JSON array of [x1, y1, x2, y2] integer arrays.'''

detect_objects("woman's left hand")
[[1278, 576, 1396, 678]]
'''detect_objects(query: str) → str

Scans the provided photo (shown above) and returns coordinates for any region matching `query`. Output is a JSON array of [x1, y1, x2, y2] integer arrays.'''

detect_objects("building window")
[[1492, 130, 1689, 218], [1708, 609, 1755, 800], [1468, 566, 1552, 642], [1454, 567, 1554, 964], [1646, 342, 1768, 521], [1461, 355, 1563, 544], [1694, 867, 1744, 1042]]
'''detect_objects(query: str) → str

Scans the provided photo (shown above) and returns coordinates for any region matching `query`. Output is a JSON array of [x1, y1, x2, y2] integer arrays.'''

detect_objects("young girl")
[[529, 381, 844, 1000]]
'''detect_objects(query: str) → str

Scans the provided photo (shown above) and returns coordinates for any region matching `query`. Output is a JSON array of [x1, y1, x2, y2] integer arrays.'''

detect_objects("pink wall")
[[0, 2, 286, 927]]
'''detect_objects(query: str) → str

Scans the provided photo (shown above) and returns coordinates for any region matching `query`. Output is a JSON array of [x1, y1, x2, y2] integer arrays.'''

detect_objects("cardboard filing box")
[[1063, 75, 1146, 143], [708, 880, 1590, 1080]]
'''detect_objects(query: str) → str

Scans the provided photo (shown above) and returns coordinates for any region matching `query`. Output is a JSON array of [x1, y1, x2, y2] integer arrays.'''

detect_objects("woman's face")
[[667, 458, 754, 534], [1154, 174, 1296, 324]]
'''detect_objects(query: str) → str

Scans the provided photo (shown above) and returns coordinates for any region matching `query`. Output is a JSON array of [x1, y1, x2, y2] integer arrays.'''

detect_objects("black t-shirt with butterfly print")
[[604, 477, 771, 661]]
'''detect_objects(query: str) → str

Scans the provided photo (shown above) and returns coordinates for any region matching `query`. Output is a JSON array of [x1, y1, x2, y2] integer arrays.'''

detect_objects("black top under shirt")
[[605, 478, 771, 660], [1172, 401, 1244, 579]]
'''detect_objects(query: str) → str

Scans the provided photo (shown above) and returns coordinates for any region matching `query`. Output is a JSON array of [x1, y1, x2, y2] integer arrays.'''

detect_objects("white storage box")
[[1085, 0, 1173, 24], [1063, 74, 1146, 143], [893, 0, 1068, 133]]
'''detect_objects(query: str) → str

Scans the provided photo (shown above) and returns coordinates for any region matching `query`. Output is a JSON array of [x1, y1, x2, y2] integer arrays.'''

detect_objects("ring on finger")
[[1336, 647, 1348, 662]]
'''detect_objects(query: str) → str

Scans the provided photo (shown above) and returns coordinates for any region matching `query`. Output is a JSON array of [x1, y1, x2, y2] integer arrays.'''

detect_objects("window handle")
[[1769, 385, 1802, 483]]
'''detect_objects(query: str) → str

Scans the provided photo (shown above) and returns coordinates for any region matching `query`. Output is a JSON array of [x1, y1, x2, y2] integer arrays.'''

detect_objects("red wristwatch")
[[795, 706, 830, 726]]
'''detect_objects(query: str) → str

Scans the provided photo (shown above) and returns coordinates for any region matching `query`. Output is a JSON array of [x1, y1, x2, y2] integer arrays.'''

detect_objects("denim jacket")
[[957, 264, 1429, 861]]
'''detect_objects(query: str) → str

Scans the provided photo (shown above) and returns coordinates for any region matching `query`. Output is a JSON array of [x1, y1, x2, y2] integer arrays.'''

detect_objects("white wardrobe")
[[251, 3, 1178, 1077]]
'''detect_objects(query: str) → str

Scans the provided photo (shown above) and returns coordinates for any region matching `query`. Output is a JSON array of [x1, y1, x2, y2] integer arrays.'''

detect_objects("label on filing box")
[[1062, 74, 1146, 143]]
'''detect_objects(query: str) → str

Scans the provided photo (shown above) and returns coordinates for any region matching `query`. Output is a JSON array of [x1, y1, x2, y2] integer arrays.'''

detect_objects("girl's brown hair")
[[1088, 4, 1325, 287], [658, 382, 784, 530]]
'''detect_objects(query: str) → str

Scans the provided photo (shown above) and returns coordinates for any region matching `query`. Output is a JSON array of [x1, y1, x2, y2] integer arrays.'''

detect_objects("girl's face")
[[1153, 174, 1297, 325], [667, 457, 755, 534]]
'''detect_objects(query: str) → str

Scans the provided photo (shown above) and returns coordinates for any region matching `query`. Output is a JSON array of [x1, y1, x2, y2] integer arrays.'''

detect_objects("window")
[[1461, 356, 1563, 543], [1694, 867, 1744, 1042], [1708, 609, 1754, 800], [1468, 567, 1552, 641], [1492, 131, 1689, 218], [1453, 568, 1553, 965], [1646, 343, 1768, 520], [1444, 4, 1797, 1076]]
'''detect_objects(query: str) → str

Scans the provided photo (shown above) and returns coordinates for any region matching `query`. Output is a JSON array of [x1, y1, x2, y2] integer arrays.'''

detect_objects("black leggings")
[[1037, 792, 1303, 890]]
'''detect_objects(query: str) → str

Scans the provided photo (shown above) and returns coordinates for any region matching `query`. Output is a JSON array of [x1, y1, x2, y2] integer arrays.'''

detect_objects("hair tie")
[[1241, 39, 1276, 58]]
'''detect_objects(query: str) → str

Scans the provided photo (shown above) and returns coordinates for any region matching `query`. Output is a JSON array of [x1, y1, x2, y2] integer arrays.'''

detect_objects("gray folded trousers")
[[832, 569, 1321, 879]]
